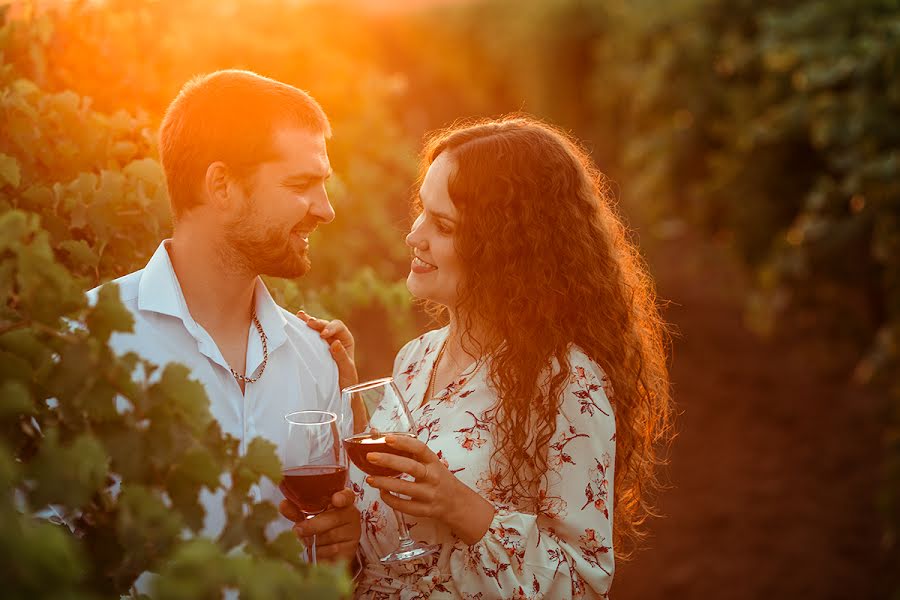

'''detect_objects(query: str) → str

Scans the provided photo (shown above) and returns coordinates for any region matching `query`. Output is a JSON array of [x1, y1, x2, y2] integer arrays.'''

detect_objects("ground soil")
[[612, 229, 888, 600]]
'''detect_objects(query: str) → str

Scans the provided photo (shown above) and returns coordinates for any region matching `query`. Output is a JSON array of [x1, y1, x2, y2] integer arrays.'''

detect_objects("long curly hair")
[[417, 115, 673, 559]]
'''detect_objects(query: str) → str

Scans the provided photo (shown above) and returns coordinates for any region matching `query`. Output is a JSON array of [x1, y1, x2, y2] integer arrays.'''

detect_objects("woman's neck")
[[446, 312, 486, 368]]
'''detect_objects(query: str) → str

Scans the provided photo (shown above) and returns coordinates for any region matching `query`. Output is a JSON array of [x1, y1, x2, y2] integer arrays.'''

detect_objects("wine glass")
[[281, 410, 348, 565], [342, 377, 439, 564]]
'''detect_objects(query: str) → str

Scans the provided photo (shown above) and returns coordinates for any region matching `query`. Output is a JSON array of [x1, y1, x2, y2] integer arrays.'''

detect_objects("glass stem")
[[307, 533, 317, 565], [304, 514, 317, 565], [393, 509, 415, 548]]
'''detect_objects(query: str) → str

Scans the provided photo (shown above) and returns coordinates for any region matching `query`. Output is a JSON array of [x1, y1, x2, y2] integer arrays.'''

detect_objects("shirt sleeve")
[[447, 348, 616, 599]]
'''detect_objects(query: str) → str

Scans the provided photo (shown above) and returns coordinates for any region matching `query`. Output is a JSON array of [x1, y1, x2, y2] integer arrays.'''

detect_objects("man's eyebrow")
[[283, 168, 332, 183]]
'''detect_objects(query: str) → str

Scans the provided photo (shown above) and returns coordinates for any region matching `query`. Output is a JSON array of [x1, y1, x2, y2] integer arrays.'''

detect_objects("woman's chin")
[[406, 272, 425, 298], [406, 273, 440, 304]]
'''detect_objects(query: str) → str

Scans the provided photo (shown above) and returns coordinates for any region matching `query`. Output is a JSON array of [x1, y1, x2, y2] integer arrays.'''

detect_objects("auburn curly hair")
[[417, 115, 673, 559]]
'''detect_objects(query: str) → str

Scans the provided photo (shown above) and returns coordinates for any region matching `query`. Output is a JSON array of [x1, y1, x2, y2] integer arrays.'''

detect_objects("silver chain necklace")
[[230, 311, 268, 384]]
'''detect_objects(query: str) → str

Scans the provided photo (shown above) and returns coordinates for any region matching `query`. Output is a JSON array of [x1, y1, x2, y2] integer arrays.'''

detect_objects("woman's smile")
[[411, 255, 438, 273]]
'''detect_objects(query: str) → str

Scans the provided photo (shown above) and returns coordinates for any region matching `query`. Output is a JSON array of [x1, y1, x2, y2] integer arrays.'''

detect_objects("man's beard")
[[224, 214, 311, 279]]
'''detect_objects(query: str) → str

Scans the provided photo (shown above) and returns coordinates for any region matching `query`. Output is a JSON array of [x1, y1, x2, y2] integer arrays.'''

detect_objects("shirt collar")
[[137, 240, 289, 354], [137, 241, 191, 321], [252, 278, 288, 353]]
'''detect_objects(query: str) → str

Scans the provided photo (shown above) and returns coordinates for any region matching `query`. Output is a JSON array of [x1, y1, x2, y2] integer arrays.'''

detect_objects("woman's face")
[[405, 152, 465, 309]]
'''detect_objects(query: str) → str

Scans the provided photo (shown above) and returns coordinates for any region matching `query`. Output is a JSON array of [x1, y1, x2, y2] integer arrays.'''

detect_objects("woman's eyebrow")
[[427, 208, 457, 223], [417, 195, 457, 222]]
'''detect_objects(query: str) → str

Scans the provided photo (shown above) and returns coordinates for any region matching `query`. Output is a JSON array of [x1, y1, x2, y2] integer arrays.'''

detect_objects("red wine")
[[279, 465, 348, 515], [343, 432, 416, 477]]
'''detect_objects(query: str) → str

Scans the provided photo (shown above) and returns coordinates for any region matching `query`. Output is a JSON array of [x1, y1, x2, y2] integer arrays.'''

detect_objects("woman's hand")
[[365, 434, 496, 546], [297, 310, 358, 390]]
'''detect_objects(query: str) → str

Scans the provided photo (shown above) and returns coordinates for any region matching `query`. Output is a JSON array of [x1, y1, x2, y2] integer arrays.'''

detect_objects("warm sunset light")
[[1, 0, 897, 598]]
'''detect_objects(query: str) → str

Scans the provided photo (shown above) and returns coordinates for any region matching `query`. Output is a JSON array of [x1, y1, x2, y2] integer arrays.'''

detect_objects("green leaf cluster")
[[1, 5, 373, 597]]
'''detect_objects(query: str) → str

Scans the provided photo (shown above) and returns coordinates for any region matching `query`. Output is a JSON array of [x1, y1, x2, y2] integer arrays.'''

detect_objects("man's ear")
[[204, 161, 233, 210]]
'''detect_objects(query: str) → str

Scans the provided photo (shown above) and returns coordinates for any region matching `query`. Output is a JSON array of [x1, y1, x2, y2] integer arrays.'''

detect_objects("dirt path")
[[612, 230, 886, 599]]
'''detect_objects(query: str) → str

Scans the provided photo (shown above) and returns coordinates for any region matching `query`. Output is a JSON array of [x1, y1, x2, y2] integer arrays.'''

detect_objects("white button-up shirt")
[[88, 241, 344, 540]]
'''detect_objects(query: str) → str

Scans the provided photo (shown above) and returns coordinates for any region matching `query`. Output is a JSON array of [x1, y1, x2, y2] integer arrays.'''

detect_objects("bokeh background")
[[1, 0, 898, 597]]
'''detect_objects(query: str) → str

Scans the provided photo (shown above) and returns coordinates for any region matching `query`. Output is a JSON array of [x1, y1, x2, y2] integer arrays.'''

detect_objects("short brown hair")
[[159, 69, 331, 218]]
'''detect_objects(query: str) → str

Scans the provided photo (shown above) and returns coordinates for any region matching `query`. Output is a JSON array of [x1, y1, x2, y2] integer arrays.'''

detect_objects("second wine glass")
[[342, 377, 439, 564], [281, 410, 348, 565]]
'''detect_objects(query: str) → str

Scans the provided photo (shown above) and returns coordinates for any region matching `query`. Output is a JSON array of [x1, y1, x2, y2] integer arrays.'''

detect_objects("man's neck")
[[167, 229, 257, 335]]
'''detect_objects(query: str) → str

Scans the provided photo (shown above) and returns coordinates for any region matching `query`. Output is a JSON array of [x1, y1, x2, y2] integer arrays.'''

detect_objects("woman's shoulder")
[[560, 345, 615, 418], [566, 345, 607, 379], [392, 327, 448, 373]]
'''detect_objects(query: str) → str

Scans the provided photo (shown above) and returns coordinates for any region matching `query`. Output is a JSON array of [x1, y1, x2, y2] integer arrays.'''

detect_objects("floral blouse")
[[352, 327, 616, 599]]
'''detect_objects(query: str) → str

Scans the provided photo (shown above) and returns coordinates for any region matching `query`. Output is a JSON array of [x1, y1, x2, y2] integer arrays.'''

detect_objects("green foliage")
[[0, 210, 347, 596], [0, 4, 384, 597]]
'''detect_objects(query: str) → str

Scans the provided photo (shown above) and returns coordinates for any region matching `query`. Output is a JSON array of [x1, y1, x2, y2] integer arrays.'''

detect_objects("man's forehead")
[[270, 126, 330, 173]]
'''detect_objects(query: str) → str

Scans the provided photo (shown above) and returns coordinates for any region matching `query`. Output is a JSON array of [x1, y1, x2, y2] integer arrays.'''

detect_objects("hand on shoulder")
[[296, 310, 358, 390]]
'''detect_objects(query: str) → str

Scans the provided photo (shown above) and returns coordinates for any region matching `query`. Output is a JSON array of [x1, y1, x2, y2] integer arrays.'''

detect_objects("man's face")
[[224, 126, 335, 278]]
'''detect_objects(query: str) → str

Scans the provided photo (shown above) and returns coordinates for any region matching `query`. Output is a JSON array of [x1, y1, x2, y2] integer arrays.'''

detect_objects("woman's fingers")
[[384, 434, 438, 464], [365, 474, 432, 501], [378, 489, 432, 518], [297, 311, 327, 331], [321, 319, 348, 340], [296, 312, 355, 361], [367, 452, 427, 479], [331, 340, 359, 389]]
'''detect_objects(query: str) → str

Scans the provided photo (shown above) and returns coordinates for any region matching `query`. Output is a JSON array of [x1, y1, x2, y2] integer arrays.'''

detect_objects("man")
[[89, 70, 360, 563]]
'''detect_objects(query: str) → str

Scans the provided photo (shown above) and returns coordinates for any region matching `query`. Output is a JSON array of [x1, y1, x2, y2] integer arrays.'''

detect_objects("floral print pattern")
[[356, 329, 616, 599]]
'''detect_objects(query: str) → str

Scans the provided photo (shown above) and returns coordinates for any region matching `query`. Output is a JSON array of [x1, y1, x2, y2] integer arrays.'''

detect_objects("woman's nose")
[[406, 216, 427, 249]]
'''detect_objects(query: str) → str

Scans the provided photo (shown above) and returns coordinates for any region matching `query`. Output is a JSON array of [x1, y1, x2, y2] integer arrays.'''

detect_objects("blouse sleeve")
[[447, 348, 616, 599]]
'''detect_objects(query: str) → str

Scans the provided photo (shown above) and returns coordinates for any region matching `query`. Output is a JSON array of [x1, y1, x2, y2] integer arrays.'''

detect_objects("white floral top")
[[352, 327, 616, 599]]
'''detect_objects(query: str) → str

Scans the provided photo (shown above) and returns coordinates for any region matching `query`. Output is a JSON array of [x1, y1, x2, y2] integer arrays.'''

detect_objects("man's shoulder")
[[86, 269, 144, 307], [277, 307, 332, 359]]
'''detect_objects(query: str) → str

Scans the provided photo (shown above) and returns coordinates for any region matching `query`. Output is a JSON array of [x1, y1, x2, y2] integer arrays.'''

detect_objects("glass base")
[[380, 540, 440, 565]]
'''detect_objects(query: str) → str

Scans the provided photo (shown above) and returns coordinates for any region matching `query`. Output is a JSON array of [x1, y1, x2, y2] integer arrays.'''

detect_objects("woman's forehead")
[[420, 154, 457, 217]]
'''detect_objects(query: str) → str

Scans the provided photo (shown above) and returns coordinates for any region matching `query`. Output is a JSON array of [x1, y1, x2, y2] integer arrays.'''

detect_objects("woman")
[[301, 116, 672, 598]]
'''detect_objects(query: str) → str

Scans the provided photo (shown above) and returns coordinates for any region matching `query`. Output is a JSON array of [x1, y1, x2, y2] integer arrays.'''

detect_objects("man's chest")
[[112, 318, 324, 448]]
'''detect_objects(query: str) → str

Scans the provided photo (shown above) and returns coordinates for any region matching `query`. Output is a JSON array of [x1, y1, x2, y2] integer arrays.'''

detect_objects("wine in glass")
[[342, 377, 439, 564], [281, 410, 348, 565]]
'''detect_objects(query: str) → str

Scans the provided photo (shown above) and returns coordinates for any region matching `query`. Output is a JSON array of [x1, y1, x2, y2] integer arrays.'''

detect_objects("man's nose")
[[310, 191, 335, 224]]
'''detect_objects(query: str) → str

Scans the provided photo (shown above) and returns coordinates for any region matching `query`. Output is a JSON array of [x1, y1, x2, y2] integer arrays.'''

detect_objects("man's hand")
[[297, 310, 359, 390], [279, 488, 361, 563]]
